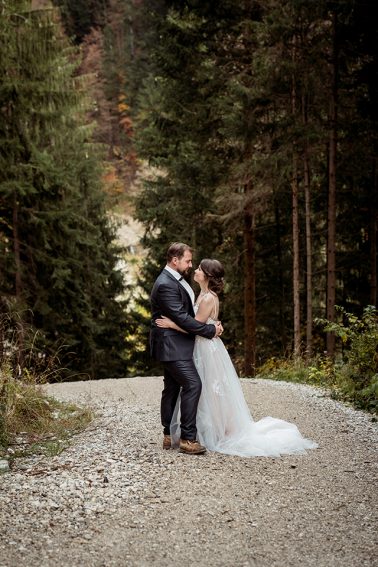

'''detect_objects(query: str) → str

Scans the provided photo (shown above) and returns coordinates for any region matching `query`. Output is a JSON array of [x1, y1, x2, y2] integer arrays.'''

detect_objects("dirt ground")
[[0, 376, 377, 567]]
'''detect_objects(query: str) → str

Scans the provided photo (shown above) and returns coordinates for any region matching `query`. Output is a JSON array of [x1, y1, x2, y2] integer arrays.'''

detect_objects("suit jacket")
[[150, 269, 216, 361]]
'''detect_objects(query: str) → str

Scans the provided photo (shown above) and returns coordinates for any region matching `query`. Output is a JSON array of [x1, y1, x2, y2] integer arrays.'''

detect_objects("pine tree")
[[0, 1, 128, 378], [130, 0, 377, 371], [52, 0, 109, 42]]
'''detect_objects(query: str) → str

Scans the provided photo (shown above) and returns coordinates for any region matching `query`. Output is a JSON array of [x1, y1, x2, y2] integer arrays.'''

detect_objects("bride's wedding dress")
[[171, 305, 318, 457]]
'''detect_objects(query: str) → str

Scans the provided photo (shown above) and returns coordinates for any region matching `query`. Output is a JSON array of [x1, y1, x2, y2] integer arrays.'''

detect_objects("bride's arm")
[[155, 316, 187, 333]]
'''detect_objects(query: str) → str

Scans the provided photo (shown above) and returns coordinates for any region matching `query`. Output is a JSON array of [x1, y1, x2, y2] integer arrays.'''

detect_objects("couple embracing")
[[150, 242, 318, 458]]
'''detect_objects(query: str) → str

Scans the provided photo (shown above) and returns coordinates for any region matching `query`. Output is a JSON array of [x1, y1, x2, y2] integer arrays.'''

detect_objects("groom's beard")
[[177, 269, 191, 280]]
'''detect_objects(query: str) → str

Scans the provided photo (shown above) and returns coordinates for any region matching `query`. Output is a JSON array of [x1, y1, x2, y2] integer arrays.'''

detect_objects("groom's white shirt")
[[164, 265, 195, 305]]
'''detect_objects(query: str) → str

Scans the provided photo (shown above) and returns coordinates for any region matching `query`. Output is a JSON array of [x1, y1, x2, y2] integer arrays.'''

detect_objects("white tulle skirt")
[[171, 335, 318, 457]]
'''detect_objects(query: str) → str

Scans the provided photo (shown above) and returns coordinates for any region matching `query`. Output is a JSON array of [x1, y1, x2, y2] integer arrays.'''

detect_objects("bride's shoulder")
[[197, 291, 218, 302], [207, 291, 218, 302], [196, 292, 218, 306]]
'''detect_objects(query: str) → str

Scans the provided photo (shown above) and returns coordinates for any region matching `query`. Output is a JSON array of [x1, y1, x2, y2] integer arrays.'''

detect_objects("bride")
[[156, 258, 318, 457]]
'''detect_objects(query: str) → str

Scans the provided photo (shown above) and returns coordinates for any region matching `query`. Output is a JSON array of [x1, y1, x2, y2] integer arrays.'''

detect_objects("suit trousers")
[[161, 359, 202, 441]]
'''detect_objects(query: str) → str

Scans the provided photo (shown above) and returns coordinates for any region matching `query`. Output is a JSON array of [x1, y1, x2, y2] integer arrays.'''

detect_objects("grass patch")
[[257, 354, 377, 415], [256, 307, 378, 415], [257, 356, 336, 388], [0, 371, 93, 462], [0, 312, 93, 464]]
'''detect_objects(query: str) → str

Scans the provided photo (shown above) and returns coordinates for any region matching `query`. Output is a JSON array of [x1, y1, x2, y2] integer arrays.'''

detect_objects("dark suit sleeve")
[[157, 282, 216, 339]]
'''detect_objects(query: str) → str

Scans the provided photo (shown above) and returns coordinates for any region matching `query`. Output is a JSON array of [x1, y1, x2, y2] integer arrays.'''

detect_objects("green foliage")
[[0, 314, 93, 458], [128, 2, 230, 360], [53, 0, 109, 42], [41, 0, 377, 375], [315, 306, 378, 411], [0, 373, 93, 459], [0, 2, 129, 379], [129, 0, 378, 373], [258, 306, 378, 414], [258, 356, 336, 388]]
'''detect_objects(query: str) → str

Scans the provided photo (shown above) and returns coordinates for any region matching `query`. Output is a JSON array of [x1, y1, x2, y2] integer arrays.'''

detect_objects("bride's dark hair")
[[200, 259, 225, 295]]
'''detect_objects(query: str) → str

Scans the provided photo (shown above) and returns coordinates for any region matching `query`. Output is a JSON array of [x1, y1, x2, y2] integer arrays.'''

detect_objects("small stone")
[[0, 459, 10, 473]]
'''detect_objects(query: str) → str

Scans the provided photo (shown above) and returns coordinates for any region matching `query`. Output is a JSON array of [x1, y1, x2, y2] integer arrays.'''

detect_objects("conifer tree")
[[0, 1, 128, 378], [131, 0, 377, 370]]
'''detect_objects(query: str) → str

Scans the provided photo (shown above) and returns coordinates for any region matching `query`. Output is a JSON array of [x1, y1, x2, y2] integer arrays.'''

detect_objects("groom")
[[150, 242, 222, 454]]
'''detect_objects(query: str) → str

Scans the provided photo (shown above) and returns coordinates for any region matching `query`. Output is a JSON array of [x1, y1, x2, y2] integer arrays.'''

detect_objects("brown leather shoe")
[[179, 439, 206, 455], [163, 435, 172, 450]]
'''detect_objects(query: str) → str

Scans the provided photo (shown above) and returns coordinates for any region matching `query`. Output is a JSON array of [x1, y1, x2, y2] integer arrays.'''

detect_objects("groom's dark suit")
[[150, 268, 216, 440]]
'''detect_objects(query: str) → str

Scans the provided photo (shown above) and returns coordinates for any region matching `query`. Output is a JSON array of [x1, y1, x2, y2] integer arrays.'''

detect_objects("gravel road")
[[0, 376, 377, 567]]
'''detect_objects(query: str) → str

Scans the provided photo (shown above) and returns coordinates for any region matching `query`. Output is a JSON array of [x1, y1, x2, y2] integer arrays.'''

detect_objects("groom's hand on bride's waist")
[[215, 321, 223, 336]]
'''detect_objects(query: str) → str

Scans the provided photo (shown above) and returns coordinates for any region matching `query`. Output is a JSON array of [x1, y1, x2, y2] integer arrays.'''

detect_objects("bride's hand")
[[155, 316, 173, 328]]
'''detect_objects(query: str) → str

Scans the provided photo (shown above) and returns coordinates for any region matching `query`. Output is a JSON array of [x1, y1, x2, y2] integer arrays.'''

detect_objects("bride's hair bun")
[[200, 259, 225, 295]]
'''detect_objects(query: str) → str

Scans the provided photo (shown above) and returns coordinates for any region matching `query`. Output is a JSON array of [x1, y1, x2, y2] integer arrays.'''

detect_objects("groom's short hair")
[[166, 242, 192, 262]]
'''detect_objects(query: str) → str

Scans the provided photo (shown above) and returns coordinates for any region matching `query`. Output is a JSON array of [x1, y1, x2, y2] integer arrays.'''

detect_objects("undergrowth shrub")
[[257, 355, 336, 389], [257, 306, 378, 414], [0, 313, 93, 460], [316, 305, 378, 412]]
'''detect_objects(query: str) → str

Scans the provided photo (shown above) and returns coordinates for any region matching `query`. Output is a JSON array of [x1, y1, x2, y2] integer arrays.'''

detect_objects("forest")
[[1, 0, 377, 411]]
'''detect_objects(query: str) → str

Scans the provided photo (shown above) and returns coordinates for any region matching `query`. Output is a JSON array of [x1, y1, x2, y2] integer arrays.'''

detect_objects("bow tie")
[[179, 276, 183, 281]]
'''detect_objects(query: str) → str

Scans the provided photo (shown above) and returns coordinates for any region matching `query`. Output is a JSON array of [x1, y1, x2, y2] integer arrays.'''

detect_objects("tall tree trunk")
[[244, 198, 256, 376], [302, 95, 313, 359], [13, 194, 22, 300], [291, 39, 301, 358], [13, 193, 25, 369], [370, 159, 377, 306], [274, 199, 287, 351], [326, 11, 338, 356], [292, 153, 301, 358], [242, 0, 256, 376]]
